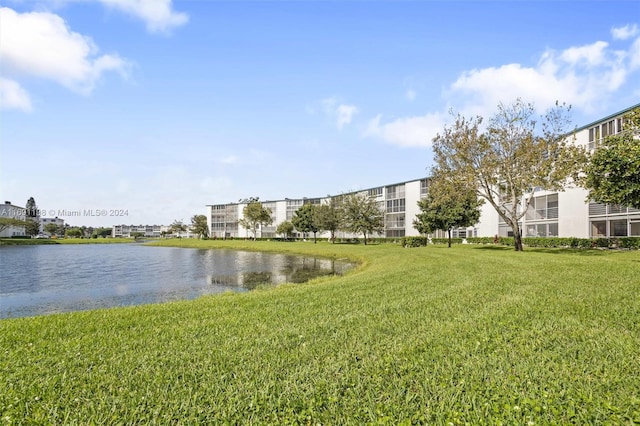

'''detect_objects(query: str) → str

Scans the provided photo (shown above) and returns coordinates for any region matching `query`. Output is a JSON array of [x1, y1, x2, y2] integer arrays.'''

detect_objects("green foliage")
[[291, 204, 320, 242], [25, 219, 40, 237], [92, 227, 113, 238], [43, 223, 59, 236], [25, 197, 38, 218], [413, 173, 482, 247], [276, 221, 295, 239], [314, 198, 342, 243], [168, 220, 188, 236], [582, 108, 640, 209], [65, 228, 83, 238], [340, 192, 384, 245], [190, 214, 209, 239], [401, 236, 428, 247], [239, 200, 273, 240], [433, 99, 587, 251], [3, 242, 640, 423]]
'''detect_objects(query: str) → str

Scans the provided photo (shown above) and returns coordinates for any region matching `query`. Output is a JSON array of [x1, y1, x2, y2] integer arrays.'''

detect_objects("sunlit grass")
[[1, 241, 639, 423]]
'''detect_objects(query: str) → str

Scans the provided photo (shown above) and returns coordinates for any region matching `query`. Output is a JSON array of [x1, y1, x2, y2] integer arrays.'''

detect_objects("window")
[[386, 198, 405, 213], [420, 179, 429, 196], [385, 184, 405, 200], [611, 220, 628, 236], [630, 222, 640, 237], [368, 187, 383, 197], [527, 194, 558, 220], [591, 221, 606, 237]]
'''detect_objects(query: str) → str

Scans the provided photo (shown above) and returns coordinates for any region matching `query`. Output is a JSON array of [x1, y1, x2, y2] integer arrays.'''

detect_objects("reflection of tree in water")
[[207, 257, 351, 290], [281, 257, 337, 283], [242, 272, 272, 289], [288, 267, 333, 283]]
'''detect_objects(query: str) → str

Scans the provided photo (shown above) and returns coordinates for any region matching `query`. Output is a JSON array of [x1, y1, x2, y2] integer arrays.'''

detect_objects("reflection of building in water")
[[206, 254, 352, 289]]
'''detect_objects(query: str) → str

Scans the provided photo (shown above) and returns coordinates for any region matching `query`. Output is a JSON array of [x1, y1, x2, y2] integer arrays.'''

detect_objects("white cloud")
[[405, 89, 417, 101], [364, 112, 446, 148], [367, 33, 640, 147], [0, 7, 129, 97], [336, 104, 358, 129], [612, 24, 639, 40], [0, 78, 32, 112], [97, 0, 188, 33], [322, 97, 358, 129], [449, 38, 635, 115], [560, 41, 608, 66]]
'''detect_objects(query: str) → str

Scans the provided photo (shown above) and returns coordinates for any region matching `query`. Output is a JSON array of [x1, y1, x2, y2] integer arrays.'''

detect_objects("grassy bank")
[[1, 241, 639, 423], [0, 237, 134, 245]]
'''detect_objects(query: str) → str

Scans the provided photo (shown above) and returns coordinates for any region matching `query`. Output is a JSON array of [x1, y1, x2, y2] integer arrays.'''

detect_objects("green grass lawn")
[[0, 237, 134, 245], [1, 241, 639, 424]]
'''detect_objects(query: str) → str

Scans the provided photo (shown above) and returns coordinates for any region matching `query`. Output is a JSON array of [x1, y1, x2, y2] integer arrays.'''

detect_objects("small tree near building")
[[314, 197, 342, 243], [413, 174, 483, 247], [276, 221, 295, 240], [44, 223, 59, 236], [190, 214, 209, 239], [65, 227, 83, 238], [238, 200, 273, 240], [340, 192, 385, 245], [169, 220, 188, 237], [292, 203, 320, 243], [24, 197, 40, 237]]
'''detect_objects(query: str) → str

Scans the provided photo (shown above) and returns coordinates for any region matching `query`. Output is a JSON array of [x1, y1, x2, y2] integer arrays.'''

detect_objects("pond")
[[0, 244, 353, 319]]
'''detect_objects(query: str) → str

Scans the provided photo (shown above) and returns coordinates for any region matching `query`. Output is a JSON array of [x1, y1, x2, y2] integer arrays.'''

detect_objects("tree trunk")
[[447, 228, 452, 248], [313, 231, 317, 244], [513, 225, 524, 251], [363, 232, 367, 245]]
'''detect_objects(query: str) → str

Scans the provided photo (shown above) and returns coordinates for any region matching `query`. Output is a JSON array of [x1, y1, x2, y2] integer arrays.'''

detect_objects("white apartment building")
[[112, 224, 198, 238], [206, 104, 640, 240], [40, 217, 65, 235], [112, 224, 169, 238], [0, 201, 27, 237]]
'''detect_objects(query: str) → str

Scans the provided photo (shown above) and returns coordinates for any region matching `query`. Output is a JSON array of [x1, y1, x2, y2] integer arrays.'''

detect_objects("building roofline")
[[205, 176, 429, 207], [572, 103, 640, 134]]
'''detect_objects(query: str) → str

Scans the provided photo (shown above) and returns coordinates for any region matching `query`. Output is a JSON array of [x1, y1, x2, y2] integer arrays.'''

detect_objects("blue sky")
[[1, 1, 639, 227]]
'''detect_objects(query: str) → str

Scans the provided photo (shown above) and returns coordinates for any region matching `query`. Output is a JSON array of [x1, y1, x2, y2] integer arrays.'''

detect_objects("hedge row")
[[400, 236, 640, 249]]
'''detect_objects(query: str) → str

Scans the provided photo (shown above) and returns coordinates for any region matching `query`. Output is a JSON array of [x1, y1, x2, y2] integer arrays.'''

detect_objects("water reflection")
[[206, 255, 349, 289], [0, 245, 353, 318]]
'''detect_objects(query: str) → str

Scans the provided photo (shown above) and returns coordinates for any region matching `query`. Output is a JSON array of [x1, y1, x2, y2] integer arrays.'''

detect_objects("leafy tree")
[[25, 197, 38, 219], [291, 203, 320, 243], [314, 197, 342, 243], [24, 197, 40, 237], [276, 221, 295, 240], [43, 223, 59, 236], [169, 220, 188, 237], [432, 99, 586, 251], [190, 214, 209, 239], [413, 174, 482, 247], [92, 227, 112, 238], [340, 192, 385, 245], [131, 232, 144, 239], [0, 218, 28, 234], [238, 200, 273, 240], [65, 227, 83, 238], [582, 108, 640, 209], [25, 219, 40, 237]]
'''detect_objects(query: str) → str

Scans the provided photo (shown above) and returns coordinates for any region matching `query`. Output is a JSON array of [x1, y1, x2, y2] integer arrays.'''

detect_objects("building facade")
[[206, 104, 640, 240], [0, 201, 27, 237], [40, 217, 65, 235]]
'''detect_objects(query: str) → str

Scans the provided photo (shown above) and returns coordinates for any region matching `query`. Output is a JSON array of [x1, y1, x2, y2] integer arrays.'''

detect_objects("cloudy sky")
[[1, 0, 639, 227]]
